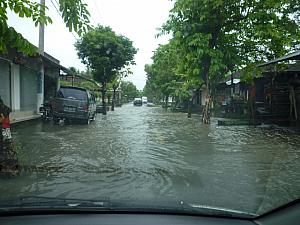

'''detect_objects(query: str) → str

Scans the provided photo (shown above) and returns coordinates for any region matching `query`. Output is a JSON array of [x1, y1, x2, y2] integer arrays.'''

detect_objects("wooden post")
[[249, 85, 255, 124], [111, 85, 116, 111], [101, 82, 107, 115], [292, 87, 297, 120], [289, 86, 297, 120], [187, 99, 192, 118], [289, 86, 293, 119], [165, 95, 168, 108]]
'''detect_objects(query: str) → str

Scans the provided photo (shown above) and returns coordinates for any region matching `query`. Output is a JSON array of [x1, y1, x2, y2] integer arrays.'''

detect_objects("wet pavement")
[[1, 104, 300, 215]]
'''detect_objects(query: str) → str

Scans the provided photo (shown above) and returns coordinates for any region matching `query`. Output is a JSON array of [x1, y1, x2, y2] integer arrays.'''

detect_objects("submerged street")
[[1, 104, 300, 215]]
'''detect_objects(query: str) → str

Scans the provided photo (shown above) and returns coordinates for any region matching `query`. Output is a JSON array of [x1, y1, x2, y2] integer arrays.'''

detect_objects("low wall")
[[10, 111, 40, 124]]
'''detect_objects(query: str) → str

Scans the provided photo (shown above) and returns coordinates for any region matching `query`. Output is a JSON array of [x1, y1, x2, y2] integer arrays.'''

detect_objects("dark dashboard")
[[0, 213, 255, 225], [0, 199, 299, 225]]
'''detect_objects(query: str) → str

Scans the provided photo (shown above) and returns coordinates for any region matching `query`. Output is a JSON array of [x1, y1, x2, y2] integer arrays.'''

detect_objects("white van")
[[142, 96, 148, 104]]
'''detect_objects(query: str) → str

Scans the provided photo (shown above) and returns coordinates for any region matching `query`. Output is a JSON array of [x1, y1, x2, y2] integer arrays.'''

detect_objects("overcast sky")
[[7, 0, 173, 90]]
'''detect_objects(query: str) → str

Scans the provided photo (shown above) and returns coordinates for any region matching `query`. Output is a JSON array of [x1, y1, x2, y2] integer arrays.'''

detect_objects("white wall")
[[11, 63, 20, 111], [20, 65, 38, 112]]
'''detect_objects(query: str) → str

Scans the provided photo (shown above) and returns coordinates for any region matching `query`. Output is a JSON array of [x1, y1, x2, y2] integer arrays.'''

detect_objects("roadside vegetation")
[[120, 81, 142, 103], [144, 0, 300, 122], [75, 25, 137, 115]]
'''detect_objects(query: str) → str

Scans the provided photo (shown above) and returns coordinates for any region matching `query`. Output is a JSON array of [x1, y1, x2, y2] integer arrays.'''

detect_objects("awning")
[[39, 54, 100, 88], [226, 79, 240, 85], [257, 50, 300, 67], [59, 65, 101, 88], [220, 69, 243, 85]]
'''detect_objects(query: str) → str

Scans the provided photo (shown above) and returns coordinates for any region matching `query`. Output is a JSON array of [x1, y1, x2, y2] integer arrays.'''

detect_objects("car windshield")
[[0, 0, 300, 219], [58, 88, 87, 101]]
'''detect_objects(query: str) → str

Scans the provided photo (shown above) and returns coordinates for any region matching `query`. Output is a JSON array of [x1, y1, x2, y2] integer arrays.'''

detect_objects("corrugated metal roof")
[[258, 50, 300, 67]]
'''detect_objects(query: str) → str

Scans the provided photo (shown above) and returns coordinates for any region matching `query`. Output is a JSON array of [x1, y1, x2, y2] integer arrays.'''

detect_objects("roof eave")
[[257, 50, 300, 67]]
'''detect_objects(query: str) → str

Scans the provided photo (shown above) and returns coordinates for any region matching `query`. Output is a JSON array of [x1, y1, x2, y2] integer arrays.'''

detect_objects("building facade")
[[0, 49, 61, 123]]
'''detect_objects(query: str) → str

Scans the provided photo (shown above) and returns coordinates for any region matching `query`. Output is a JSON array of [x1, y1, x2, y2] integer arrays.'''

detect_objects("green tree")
[[0, 0, 91, 55], [162, 0, 300, 123], [143, 65, 161, 104], [75, 25, 137, 115], [144, 41, 201, 113], [120, 81, 140, 102], [151, 42, 180, 107], [69, 66, 80, 75], [107, 67, 133, 110]]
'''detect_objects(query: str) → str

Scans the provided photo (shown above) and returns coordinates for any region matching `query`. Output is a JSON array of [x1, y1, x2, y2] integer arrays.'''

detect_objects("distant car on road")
[[133, 98, 142, 106], [52, 86, 96, 124], [96, 104, 109, 113]]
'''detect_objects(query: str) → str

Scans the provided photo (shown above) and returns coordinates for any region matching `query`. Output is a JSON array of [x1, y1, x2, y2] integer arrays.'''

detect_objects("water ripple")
[[2, 104, 300, 215]]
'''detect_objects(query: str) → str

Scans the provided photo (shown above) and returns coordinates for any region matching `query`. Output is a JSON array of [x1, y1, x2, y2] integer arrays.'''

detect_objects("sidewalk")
[[10, 111, 40, 124]]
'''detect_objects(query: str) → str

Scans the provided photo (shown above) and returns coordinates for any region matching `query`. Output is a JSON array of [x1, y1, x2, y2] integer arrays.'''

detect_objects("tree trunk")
[[249, 85, 256, 124], [202, 81, 212, 124], [187, 92, 196, 118], [165, 95, 169, 108], [111, 85, 116, 111], [101, 82, 107, 115], [199, 20, 222, 124], [187, 99, 192, 118], [108, 95, 111, 107], [289, 86, 297, 120]]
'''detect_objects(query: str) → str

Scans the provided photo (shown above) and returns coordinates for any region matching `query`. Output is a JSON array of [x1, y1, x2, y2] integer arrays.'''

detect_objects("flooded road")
[[1, 104, 300, 215]]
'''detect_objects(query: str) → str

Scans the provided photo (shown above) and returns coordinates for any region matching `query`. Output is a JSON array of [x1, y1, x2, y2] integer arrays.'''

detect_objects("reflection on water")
[[1, 104, 300, 215]]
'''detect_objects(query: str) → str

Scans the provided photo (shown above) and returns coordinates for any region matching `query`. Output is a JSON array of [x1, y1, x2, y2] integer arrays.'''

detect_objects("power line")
[[52, 0, 77, 39], [53, 0, 60, 8], [50, 0, 78, 40], [93, 0, 105, 25], [80, 0, 98, 26], [49, 0, 60, 17]]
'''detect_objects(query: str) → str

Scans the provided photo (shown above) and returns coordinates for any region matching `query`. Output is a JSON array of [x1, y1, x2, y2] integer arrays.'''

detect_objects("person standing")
[[0, 97, 19, 176], [0, 97, 12, 142]]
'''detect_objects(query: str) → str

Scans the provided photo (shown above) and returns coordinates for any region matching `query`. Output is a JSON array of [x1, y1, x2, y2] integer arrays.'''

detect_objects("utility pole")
[[37, 0, 45, 113]]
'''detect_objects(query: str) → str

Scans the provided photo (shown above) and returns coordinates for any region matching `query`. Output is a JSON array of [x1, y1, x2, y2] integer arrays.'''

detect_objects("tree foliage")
[[161, 0, 300, 87], [144, 41, 202, 104], [144, 42, 180, 99], [75, 25, 137, 114], [75, 25, 137, 84], [120, 81, 141, 101], [143, 65, 161, 102], [0, 0, 91, 54], [107, 67, 133, 91], [145, 0, 300, 119]]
